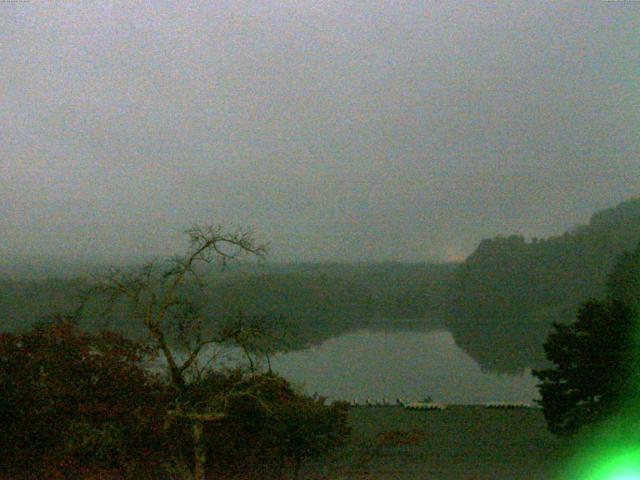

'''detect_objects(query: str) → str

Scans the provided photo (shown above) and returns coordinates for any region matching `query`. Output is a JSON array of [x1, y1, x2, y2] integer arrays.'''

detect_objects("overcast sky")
[[1, 1, 639, 263]]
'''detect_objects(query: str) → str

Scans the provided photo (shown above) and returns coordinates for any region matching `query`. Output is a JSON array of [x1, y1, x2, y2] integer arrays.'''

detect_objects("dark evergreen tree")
[[534, 241, 640, 436], [533, 299, 639, 436]]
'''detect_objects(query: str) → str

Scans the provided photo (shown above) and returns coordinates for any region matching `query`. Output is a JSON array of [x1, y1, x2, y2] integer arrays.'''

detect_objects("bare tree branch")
[[81, 224, 269, 480], [82, 224, 267, 391]]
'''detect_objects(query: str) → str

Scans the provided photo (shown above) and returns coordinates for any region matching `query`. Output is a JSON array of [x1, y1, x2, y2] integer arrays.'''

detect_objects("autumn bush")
[[0, 318, 350, 479], [0, 316, 170, 479], [184, 370, 351, 479]]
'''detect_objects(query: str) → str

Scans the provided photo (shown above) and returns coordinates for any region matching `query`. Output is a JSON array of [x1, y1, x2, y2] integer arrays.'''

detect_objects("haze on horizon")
[[2, 1, 639, 264]]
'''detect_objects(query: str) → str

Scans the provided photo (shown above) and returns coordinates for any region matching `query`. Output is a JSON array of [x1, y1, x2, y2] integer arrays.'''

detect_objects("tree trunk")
[[293, 456, 302, 480], [193, 420, 206, 480]]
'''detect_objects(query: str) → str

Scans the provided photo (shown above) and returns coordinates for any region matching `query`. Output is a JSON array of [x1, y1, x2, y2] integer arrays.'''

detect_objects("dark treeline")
[[446, 197, 640, 373], [0, 262, 454, 352], [2, 197, 639, 374]]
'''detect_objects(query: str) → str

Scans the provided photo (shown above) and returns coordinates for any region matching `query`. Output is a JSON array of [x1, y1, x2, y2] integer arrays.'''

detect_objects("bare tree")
[[83, 225, 267, 480], [217, 311, 291, 373]]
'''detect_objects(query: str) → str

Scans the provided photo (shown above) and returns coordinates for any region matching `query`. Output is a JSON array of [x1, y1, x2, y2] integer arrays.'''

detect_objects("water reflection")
[[266, 327, 539, 404]]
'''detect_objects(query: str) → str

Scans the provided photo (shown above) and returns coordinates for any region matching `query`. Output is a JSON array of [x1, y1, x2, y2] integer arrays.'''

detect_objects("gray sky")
[[1, 1, 639, 263]]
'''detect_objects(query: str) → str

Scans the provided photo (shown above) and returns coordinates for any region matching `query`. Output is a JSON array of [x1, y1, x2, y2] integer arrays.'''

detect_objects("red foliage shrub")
[[0, 316, 170, 478], [0, 319, 350, 479], [191, 371, 351, 479]]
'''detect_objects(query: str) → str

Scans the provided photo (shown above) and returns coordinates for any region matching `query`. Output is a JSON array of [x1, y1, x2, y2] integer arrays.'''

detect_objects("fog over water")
[[2, 2, 639, 263], [269, 329, 538, 404], [203, 326, 538, 404]]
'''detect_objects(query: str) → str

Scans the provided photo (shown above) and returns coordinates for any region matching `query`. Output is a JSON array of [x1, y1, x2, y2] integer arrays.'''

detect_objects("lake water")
[[216, 323, 539, 405]]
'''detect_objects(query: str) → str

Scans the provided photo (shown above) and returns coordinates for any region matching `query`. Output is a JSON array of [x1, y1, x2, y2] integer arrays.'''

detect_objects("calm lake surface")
[[216, 322, 539, 405]]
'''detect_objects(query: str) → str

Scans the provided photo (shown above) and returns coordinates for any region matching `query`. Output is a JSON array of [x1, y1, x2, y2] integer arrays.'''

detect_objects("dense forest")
[[446, 197, 640, 373], [0, 261, 454, 351], [2, 198, 639, 374]]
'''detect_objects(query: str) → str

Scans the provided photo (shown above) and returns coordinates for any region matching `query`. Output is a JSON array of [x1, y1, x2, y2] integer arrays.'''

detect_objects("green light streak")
[[584, 448, 640, 480], [564, 300, 640, 480], [557, 439, 640, 480]]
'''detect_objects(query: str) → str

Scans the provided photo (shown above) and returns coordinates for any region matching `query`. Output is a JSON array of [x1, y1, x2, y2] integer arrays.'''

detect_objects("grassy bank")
[[306, 405, 570, 480]]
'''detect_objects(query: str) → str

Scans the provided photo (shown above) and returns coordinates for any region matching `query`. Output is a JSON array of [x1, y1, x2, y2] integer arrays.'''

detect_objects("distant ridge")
[[446, 196, 640, 373]]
